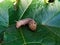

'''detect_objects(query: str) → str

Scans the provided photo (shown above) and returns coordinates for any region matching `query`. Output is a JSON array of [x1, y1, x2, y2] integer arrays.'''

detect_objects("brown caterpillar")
[[16, 18, 37, 31]]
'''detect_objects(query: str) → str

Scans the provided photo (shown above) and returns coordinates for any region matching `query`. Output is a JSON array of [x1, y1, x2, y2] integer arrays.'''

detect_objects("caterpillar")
[[16, 18, 37, 31]]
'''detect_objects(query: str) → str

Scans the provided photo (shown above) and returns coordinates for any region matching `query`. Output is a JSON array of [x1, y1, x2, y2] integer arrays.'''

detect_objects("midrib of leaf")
[[19, 0, 32, 19], [18, 1, 33, 44], [25, 42, 41, 45], [18, 29, 44, 45], [42, 11, 60, 26], [19, 29, 26, 44], [24, 42, 45, 45]]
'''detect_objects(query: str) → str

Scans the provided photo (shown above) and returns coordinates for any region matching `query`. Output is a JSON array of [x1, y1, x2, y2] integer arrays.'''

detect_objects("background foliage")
[[0, 0, 60, 45]]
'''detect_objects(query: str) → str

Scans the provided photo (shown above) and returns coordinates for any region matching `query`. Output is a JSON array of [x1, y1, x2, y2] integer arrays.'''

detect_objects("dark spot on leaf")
[[48, 0, 55, 3]]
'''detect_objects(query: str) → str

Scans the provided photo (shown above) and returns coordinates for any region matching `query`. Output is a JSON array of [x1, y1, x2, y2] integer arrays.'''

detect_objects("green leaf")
[[2, 25, 24, 45], [0, 0, 13, 27], [9, 0, 32, 25], [2, 0, 60, 45], [0, 0, 14, 34], [18, 0, 32, 19]]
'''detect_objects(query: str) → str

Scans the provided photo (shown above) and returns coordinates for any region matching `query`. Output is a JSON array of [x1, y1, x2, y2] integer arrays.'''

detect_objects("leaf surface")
[[2, 0, 60, 45]]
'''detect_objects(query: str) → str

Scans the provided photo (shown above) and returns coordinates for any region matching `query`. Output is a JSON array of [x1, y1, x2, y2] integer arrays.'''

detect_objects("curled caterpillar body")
[[16, 18, 37, 30], [28, 20, 37, 31], [16, 18, 32, 28]]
